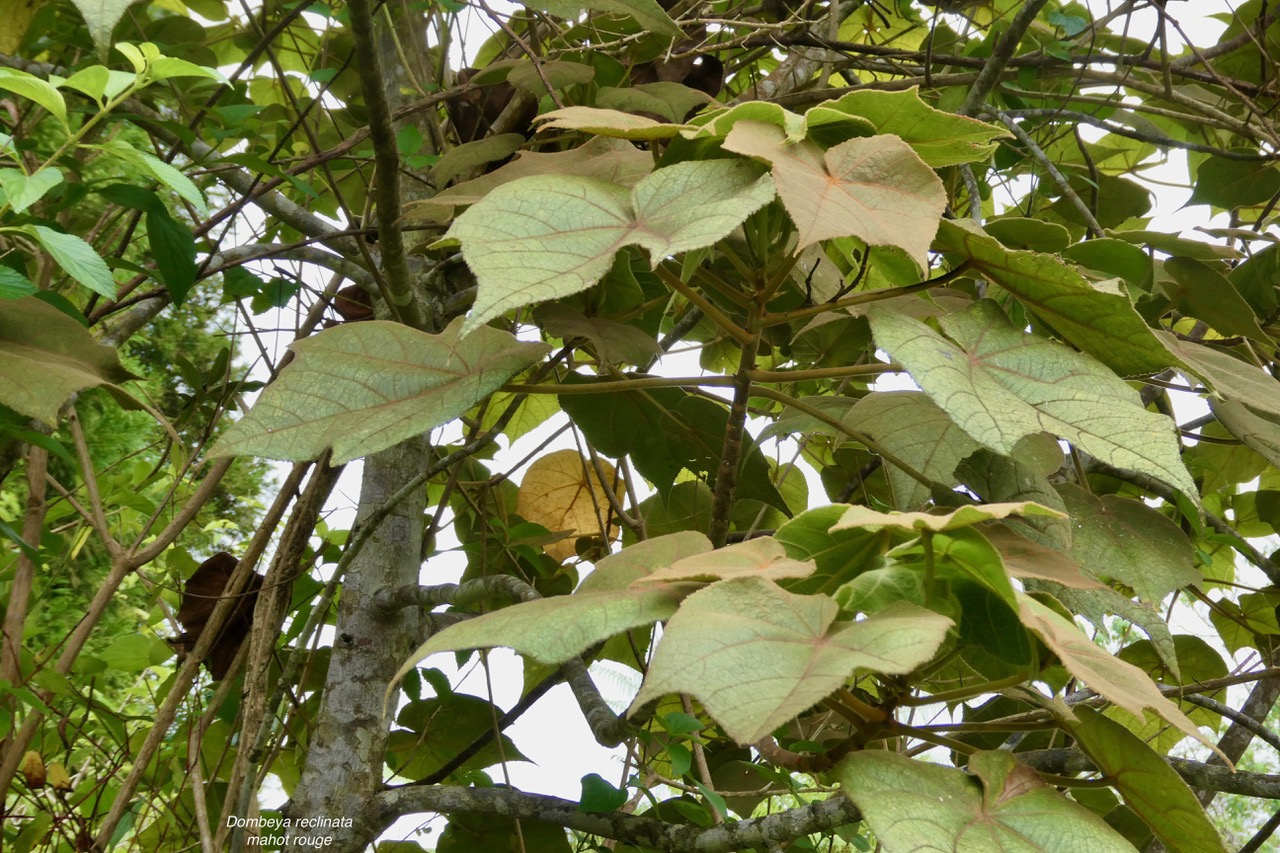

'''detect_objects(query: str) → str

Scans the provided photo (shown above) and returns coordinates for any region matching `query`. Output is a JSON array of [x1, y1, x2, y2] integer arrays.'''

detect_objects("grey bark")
[[282, 438, 428, 850]]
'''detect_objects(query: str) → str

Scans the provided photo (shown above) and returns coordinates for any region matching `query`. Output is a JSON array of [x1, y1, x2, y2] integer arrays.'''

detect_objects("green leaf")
[[432, 134, 525, 187], [1161, 333, 1280, 420], [984, 217, 1072, 252], [1016, 593, 1220, 756], [774, 505, 888, 595], [146, 206, 197, 305], [838, 749, 1134, 852], [1190, 152, 1280, 208], [507, 59, 595, 94], [0, 298, 135, 425], [534, 304, 661, 366], [630, 579, 951, 743], [211, 318, 550, 463], [58, 65, 136, 103], [146, 55, 222, 83], [934, 220, 1174, 375], [1056, 485, 1198, 603], [689, 101, 814, 143], [1057, 586, 1183, 680], [983, 526, 1102, 590], [1071, 707, 1227, 853], [870, 300, 1197, 502], [426, 136, 652, 211], [1161, 257, 1271, 343], [388, 694, 525, 780], [98, 634, 171, 670], [1062, 237, 1154, 292], [559, 378, 787, 511], [23, 225, 117, 299], [1210, 397, 1280, 467], [955, 446, 1072, 550], [0, 267, 37, 299], [811, 87, 1009, 166], [721, 121, 946, 269], [579, 773, 627, 813], [0, 167, 62, 213], [1227, 243, 1280, 314], [99, 142, 207, 215], [0, 68, 67, 125], [530, 0, 682, 38], [596, 83, 713, 123], [446, 160, 774, 334]]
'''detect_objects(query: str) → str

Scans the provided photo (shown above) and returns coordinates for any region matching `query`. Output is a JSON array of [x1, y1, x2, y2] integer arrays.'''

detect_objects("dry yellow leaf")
[[47, 761, 72, 791], [19, 750, 44, 788], [517, 449, 624, 562]]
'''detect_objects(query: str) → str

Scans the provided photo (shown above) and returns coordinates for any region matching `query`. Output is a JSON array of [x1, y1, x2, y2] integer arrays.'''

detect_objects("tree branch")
[[1016, 748, 1280, 799], [960, 0, 1053, 116], [373, 786, 862, 852], [345, 0, 426, 330]]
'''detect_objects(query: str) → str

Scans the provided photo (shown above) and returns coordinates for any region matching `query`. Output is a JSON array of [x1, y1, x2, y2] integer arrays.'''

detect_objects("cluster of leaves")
[[4, 1, 1280, 852]]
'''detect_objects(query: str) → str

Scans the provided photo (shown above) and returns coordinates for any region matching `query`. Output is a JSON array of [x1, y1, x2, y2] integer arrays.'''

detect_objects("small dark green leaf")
[[579, 773, 627, 813], [147, 206, 197, 305]]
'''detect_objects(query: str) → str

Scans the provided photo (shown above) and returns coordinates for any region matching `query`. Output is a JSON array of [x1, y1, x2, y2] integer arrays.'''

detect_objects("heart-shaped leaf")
[[839, 749, 1134, 852], [445, 160, 774, 335], [722, 121, 945, 269], [630, 578, 951, 743], [871, 300, 1197, 502], [212, 318, 549, 463]]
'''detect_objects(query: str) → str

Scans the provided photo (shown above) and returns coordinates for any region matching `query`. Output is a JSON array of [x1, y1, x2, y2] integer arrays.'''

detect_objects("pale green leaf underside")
[[211, 318, 550, 463], [832, 501, 1062, 534], [385, 583, 696, 713], [630, 578, 951, 744], [0, 297, 135, 425], [871, 301, 1198, 502], [634, 537, 816, 584], [1210, 398, 1280, 467], [847, 391, 981, 509], [936, 219, 1174, 376], [1017, 594, 1220, 757], [1057, 485, 1199, 603], [722, 121, 945, 269], [398, 585, 692, 668], [1162, 332, 1280, 420], [447, 160, 775, 335], [577, 531, 713, 593], [839, 749, 1134, 853], [533, 107, 689, 140], [71, 0, 137, 56]]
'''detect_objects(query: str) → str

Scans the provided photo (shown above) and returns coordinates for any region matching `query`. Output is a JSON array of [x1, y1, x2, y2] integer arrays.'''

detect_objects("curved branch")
[[205, 243, 377, 290], [373, 786, 862, 852]]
